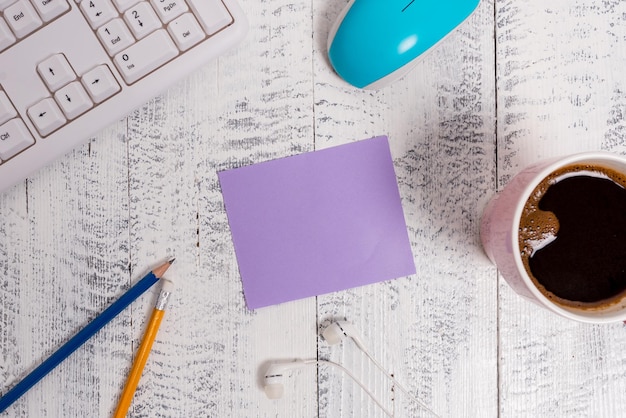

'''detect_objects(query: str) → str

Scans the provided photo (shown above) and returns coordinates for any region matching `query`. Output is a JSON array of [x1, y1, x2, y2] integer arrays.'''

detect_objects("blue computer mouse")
[[327, 0, 481, 89]]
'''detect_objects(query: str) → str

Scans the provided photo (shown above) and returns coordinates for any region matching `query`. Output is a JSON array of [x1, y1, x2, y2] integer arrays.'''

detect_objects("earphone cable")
[[304, 359, 394, 418], [358, 346, 441, 418]]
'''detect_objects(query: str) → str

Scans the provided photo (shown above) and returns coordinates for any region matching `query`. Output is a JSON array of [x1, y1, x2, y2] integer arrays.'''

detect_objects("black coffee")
[[519, 164, 626, 308]]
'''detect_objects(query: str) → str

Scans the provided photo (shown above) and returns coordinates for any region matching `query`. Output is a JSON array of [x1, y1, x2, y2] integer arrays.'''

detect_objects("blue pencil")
[[0, 258, 175, 413]]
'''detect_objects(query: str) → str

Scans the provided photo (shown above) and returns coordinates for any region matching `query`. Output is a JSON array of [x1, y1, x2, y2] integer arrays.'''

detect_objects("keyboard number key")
[[0, 91, 17, 125], [114, 29, 178, 84], [97, 18, 135, 56], [54, 81, 93, 119], [167, 13, 203, 51], [123, 2, 161, 40], [81, 64, 120, 103], [0, 119, 35, 161], [80, 0, 117, 29], [4, 0, 43, 38], [37, 53, 76, 91], [28, 98, 66, 136]]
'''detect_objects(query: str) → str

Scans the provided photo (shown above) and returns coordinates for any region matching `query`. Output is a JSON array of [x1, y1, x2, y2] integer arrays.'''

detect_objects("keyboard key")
[[114, 29, 178, 84], [54, 81, 93, 119], [97, 18, 135, 56], [81, 64, 120, 103], [0, 0, 16, 10], [4, 0, 42, 38], [30, 0, 69, 22], [80, 0, 117, 29], [0, 119, 35, 161], [0, 18, 16, 51], [37, 53, 76, 91], [150, 0, 187, 24], [168, 12, 203, 51], [187, 0, 231, 35], [123, 2, 161, 40], [112, 0, 138, 12], [0, 91, 17, 125], [27, 97, 66, 136]]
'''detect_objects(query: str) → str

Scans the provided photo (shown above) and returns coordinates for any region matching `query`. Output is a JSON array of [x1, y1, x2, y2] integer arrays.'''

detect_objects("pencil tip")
[[153, 258, 175, 278]]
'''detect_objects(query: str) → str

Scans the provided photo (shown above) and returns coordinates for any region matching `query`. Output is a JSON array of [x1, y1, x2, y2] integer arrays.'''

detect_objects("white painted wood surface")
[[1, 0, 625, 417]]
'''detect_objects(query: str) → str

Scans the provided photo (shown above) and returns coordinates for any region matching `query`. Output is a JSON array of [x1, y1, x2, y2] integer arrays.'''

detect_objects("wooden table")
[[2, 0, 626, 416]]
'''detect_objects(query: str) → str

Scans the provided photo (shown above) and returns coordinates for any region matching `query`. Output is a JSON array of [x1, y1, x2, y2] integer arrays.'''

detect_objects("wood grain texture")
[[496, 0, 626, 417], [313, 0, 497, 416], [3, 0, 626, 416], [0, 119, 131, 417]]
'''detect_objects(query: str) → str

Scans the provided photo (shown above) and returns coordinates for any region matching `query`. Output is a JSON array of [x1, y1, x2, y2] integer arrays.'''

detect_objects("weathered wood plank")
[[313, 0, 497, 417], [14, 0, 626, 416], [119, 0, 319, 416], [496, 0, 626, 416], [0, 120, 130, 417]]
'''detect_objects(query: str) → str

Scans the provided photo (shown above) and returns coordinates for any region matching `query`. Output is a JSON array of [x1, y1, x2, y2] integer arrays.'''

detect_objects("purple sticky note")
[[218, 136, 416, 309]]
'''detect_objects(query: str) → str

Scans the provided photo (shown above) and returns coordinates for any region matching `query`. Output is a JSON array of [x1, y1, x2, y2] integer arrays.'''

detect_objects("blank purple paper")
[[218, 136, 416, 309]]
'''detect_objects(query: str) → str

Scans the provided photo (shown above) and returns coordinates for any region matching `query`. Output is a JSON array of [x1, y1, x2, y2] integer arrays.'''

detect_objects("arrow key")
[[37, 54, 76, 92], [27, 98, 66, 137], [81, 65, 121, 103], [55, 81, 93, 119]]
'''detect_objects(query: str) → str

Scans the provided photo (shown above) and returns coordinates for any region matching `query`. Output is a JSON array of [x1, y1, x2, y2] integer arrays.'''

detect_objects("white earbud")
[[262, 321, 440, 418], [321, 320, 367, 351], [262, 358, 394, 417], [321, 320, 440, 418], [262, 359, 312, 399]]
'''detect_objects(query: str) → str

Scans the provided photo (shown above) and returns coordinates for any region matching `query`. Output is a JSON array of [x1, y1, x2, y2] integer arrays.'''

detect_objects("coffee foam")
[[552, 169, 615, 184], [518, 163, 626, 310]]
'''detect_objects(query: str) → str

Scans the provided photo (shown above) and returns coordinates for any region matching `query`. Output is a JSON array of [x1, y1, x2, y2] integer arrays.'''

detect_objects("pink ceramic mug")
[[480, 151, 626, 323]]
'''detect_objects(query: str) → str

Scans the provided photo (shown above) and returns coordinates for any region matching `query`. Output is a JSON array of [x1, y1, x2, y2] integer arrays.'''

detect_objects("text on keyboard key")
[[54, 81, 93, 119], [31, 0, 70, 22], [81, 64, 121, 103], [0, 119, 35, 161], [37, 53, 76, 91], [123, 1, 161, 40], [0, 18, 16, 52], [167, 12, 204, 51], [97, 18, 135, 56], [113, 29, 179, 84], [0, 91, 17, 125], [80, 0, 117, 29], [4, 0, 42, 38], [187, 0, 232, 35], [150, 0, 188, 24], [27, 97, 66, 136]]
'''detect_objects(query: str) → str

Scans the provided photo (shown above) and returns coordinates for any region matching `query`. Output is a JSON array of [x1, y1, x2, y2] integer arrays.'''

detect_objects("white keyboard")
[[0, 0, 247, 192]]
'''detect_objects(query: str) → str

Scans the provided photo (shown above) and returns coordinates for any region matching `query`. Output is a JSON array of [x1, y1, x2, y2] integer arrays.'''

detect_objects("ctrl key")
[[0, 119, 35, 161]]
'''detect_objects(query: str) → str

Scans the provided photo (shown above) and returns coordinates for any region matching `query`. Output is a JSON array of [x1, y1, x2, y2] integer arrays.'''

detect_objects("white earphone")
[[321, 320, 367, 351], [262, 320, 440, 418], [262, 359, 314, 399], [262, 357, 394, 416]]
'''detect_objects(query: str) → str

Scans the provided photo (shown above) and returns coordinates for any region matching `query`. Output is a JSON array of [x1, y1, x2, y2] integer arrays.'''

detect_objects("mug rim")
[[510, 151, 626, 323]]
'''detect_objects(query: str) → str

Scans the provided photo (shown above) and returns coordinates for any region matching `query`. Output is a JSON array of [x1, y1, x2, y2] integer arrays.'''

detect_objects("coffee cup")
[[480, 151, 626, 323]]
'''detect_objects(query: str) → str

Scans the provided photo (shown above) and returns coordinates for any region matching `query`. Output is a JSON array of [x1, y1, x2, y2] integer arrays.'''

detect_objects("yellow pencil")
[[113, 277, 175, 418]]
